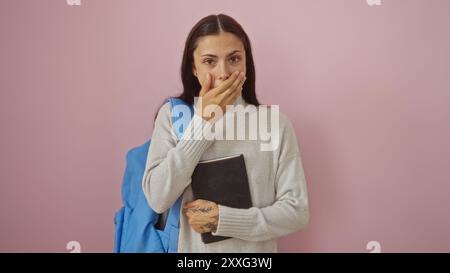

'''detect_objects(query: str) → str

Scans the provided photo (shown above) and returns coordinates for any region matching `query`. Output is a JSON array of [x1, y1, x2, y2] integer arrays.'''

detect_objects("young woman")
[[142, 14, 309, 252]]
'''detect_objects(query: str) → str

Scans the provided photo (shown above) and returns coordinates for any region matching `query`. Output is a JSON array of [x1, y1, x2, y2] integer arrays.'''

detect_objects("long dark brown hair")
[[155, 14, 260, 121]]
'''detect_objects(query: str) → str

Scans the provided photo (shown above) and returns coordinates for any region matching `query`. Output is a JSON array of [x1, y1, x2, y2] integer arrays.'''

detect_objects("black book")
[[191, 153, 252, 244]]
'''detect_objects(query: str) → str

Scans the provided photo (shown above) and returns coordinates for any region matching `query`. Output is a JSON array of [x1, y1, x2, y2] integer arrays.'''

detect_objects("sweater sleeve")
[[212, 117, 309, 242], [142, 102, 213, 214]]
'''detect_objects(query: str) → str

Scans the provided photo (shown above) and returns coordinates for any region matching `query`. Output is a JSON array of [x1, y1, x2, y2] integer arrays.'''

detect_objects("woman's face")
[[192, 32, 246, 89]]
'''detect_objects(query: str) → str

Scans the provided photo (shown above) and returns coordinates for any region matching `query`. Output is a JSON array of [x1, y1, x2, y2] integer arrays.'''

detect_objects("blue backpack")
[[114, 98, 193, 253]]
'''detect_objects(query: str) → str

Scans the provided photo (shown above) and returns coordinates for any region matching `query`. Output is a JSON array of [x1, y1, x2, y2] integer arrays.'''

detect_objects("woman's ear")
[[192, 65, 197, 77]]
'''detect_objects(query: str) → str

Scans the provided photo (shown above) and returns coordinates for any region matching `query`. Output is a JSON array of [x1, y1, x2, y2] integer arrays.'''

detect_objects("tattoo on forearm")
[[189, 206, 213, 214]]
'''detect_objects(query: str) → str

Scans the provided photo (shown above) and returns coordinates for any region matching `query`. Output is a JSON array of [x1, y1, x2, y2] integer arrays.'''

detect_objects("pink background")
[[1, 0, 449, 252]]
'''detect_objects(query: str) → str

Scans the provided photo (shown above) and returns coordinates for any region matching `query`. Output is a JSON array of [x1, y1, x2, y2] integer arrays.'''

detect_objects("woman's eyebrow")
[[201, 50, 242, 58]]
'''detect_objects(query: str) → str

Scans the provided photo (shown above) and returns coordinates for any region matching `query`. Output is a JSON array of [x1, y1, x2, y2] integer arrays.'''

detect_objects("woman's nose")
[[217, 62, 231, 81], [217, 72, 230, 81]]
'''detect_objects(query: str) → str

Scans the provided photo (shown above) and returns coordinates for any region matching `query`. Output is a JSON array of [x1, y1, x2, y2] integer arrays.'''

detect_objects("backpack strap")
[[165, 97, 194, 252]]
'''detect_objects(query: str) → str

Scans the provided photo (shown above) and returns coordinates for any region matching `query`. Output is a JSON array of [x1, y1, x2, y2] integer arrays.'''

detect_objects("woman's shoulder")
[[155, 99, 196, 128], [153, 101, 174, 130], [157, 99, 195, 116], [158, 100, 173, 113], [155, 99, 180, 122]]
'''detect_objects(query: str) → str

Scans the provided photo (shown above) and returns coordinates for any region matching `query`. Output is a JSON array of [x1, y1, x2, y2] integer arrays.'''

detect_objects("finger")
[[233, 75, 246, 95], [221, 73, 245, 100], [228, 73, 245, 96], [235, 76, 246, 95], [199, 73, 212, 97], [193, 226, 204, 233], [192, 224, 209, 233], [183, 202, 196, 213], [224, 79, 244, 106], [191, 224, 206, 234], [211, 71, 241, 95], [229, 85, 243, 103], [233, 75, 246, 97]]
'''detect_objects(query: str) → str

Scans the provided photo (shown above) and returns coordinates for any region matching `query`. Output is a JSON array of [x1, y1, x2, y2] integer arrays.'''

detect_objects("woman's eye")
[[230, 56, 241, 64], [203, 59, 215, 65]]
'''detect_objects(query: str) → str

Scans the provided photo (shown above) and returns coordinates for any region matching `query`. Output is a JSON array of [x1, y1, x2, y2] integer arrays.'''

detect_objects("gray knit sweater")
[[142, 95, 309, 252]]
